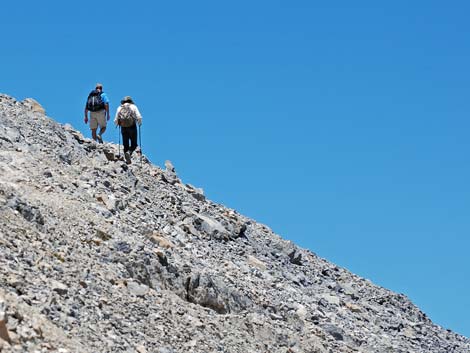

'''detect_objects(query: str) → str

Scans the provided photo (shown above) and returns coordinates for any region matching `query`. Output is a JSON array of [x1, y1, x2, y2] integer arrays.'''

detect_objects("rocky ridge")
[[0, 93, 469, 353]]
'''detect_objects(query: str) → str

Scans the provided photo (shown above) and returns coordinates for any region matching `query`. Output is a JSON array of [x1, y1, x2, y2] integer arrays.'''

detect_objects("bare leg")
[[98, 126, 106, 138], [91, 128, 98, 141]]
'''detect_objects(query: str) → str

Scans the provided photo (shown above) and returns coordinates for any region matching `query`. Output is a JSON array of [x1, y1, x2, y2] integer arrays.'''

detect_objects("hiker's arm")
[[134, 106, 143, 126], [114, 106, 120, 126], [105, 103, 110, 121], [84, 108, 88, 123]]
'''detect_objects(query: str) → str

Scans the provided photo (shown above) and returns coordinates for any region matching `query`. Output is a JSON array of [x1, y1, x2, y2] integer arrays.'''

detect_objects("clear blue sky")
[[1, 1, 469, 337]]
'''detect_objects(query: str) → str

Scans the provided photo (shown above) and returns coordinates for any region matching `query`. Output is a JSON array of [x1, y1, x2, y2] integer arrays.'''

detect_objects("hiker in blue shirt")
[[84, 83, 110, 143]]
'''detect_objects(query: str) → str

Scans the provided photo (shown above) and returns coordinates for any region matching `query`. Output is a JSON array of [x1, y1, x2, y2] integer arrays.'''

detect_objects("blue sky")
[[1, 1, 469, 337]]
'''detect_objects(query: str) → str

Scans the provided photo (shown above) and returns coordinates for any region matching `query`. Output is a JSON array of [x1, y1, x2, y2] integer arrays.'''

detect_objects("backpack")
[[118, 104, 136, 127], [86, 90, 105, 111]]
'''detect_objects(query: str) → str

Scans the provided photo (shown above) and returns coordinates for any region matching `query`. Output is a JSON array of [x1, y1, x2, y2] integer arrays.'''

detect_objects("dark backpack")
[[117, 104, 136, 127], [86, 90, 105, 111]]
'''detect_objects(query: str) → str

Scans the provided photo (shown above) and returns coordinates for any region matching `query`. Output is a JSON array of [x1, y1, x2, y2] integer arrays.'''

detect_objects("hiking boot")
[[96, 134, 103, 144], [124, 152, 132, 164]]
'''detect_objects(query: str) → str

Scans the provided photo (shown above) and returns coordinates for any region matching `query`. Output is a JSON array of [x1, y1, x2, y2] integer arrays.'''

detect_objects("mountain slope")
[[0, 93, 469, 353]]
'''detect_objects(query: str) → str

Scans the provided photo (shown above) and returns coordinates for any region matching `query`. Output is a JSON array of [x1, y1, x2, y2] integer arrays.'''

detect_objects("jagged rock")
[[127, 281, 150, 297], [289, 249, 303, 265], [162, 160, 180, 185], [319, 294, 340, 306], [50, 280, 68, 295], [344, 302, 361, 313], [135, 344, 147, 353], [7, 195, 44, 225], [323, 324, 345, 341], [185, 183, 205, 201], [103, 149, 116, 161], [247, 255, 267, 271], [22, 98, 45, 115], [185, 273, 251, 314], [0, 295, 11, 344], [164, 160, 175, 173], [154, 249, 169, 267], [96, 228, 112, 241], [192, 212, 230, 240], [233, 222, 248, 239], [0, 94, 469, 353], [147, 232, 174, 249], [158, 348, 174, 353]]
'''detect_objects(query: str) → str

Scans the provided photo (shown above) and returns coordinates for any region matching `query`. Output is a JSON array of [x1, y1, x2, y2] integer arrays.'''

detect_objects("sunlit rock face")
[[0, 93, 469, 353]]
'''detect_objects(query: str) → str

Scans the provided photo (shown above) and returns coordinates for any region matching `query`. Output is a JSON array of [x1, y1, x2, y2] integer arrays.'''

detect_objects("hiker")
[[84, 83, 110, 143], [114, 96, 142, 164]]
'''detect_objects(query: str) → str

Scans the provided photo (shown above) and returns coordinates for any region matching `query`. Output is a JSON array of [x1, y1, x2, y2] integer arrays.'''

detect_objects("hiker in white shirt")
[[114, 96, 142, 164]]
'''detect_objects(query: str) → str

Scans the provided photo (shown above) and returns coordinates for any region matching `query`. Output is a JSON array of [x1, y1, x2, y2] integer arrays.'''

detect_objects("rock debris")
[[0, 93, 469, 352]]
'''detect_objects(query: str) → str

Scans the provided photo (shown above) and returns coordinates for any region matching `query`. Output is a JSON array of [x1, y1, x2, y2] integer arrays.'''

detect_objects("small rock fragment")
[[0, 296, 11, 344], [247, 255, 267, 271]]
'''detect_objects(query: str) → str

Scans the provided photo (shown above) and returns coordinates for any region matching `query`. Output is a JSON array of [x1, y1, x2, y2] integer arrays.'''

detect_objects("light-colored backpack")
[[118, 104, 136, 127]]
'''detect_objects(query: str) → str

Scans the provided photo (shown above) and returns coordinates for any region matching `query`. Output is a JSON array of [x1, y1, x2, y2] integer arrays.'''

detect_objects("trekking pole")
[[138, 124, 142, 167], [118, 125, 121, 159]]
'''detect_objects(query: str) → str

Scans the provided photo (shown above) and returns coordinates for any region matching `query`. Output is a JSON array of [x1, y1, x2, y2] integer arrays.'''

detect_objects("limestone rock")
[[289, 249, 303, 265], [0, 295, 11, 344], [345, 302, 361, 313], [0, 94, 468, 353], [320, 294, 341, 306], [185, 183, 205, 201], [22, 98, 46, 115], [162, 160, 180, 185], [127, 281, 150, 297], [247, 255, 267, 271], [50, 280, 68, 295], [147, 232, 174, 249]]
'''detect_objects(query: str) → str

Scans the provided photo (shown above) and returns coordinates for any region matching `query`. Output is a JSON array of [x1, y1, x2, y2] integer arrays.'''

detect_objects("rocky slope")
[[0, 93, 469, 353]]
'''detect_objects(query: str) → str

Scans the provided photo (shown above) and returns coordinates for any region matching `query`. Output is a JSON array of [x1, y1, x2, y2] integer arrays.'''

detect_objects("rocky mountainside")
[[0, 93, 469, 353]]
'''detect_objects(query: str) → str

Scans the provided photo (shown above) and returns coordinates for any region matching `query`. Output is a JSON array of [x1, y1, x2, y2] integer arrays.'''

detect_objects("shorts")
[[89, 110, 107, 130]]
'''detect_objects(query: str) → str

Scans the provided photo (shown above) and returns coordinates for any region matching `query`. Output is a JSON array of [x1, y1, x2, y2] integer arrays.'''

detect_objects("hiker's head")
[[95, 83, 103, 92], [121, 96, 134, 105]]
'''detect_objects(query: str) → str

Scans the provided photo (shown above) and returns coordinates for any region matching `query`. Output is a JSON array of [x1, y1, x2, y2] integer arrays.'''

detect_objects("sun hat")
[[121, 96, 134, 104]]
